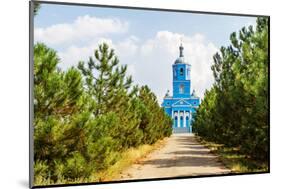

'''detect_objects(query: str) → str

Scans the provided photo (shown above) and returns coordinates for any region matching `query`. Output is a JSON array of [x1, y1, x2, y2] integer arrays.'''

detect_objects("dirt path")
[[117, 133, 230, 180]]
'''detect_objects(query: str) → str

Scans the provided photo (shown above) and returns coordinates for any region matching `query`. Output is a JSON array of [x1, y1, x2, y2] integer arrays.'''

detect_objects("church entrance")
[[173, 110, 192, 133], [180, 116, 184, 127]]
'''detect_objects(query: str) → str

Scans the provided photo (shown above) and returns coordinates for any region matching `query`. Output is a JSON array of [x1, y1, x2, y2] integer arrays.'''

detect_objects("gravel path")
[[118, 133, 230, 180]]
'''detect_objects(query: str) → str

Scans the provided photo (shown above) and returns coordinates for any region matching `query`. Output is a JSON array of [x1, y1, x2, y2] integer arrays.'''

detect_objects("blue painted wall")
[[172, 64, 191, 98]]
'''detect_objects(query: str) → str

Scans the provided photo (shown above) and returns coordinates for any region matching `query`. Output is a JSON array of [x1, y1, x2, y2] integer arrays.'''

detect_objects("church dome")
[[174, 43, 189, 64], [175, 57, 187, 64]]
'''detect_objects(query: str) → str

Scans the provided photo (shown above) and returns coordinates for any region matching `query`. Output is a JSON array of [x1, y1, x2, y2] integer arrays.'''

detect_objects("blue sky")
[[34, 3, 257, 102]]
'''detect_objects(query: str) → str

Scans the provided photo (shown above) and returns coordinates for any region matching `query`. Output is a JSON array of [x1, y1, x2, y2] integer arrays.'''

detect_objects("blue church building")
[[162, 44, 200, 133]]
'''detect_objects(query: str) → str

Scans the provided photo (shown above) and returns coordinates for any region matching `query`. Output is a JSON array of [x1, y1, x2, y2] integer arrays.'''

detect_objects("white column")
[[174, 111, 177, 128], [171, 110, 174, 128], [183, 111, 186, 127], [177, 111, 180, 127], [190, 111, 192, 133]]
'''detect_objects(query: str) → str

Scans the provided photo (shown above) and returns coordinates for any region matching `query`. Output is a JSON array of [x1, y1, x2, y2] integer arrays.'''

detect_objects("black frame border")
[[29, 0, 270, 188]]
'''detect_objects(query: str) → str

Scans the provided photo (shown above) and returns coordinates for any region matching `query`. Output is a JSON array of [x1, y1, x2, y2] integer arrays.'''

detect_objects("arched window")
[[179, 84, 184, 94], [180, 68, 184, 75]]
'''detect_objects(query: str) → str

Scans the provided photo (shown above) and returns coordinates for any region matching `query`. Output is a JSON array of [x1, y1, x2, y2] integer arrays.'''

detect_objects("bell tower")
[[172, 44, 191, 98]]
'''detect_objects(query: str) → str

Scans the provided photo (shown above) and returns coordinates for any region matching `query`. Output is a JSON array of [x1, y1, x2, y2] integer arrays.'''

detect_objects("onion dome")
[[174, 43, 188, 64]]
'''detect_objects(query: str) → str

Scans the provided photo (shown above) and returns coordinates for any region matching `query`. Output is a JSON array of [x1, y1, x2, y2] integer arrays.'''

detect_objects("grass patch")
[[34, 175, 92, 186], [195, 136, 268, 173], [91, 137, 168, 182], [34, 138, 168, 186]]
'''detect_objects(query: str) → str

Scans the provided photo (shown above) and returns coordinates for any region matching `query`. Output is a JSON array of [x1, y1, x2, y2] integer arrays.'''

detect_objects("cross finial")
[[179, 41, 184, 57]]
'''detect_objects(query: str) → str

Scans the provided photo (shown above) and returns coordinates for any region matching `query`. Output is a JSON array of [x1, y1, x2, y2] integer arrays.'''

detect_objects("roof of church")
[[174, 43, 189, 65]]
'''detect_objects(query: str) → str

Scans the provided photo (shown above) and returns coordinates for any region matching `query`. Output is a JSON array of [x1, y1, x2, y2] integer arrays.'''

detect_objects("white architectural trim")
[[177, 111, 180, 127], [172, 99, 193, 107], [167, 97, 200, 100], [190, 110, 192, 132], [173, 80, 190, 83]]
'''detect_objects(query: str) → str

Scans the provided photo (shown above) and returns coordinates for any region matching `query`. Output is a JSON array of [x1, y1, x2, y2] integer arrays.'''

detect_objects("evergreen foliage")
[[193, 17, 269, 163], [33, 2, 41, 16], [33, 43, 172, 184]]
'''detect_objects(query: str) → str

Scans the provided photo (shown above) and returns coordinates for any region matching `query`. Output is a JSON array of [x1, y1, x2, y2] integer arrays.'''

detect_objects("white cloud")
[[135, 31, 218, 102], [58, 38, 113, 70], [56, 31, 218, 103], [35, 15, 129, 45], [57, 36, 139, 70]]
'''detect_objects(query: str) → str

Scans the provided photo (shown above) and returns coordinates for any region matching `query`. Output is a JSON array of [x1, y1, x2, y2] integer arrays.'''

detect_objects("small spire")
[[192, 89, 196, 97], [165, 90, 170, 97], [179, 43, 184, 57]]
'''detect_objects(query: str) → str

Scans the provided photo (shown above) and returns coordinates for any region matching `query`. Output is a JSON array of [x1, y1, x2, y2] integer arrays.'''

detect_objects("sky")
[[34, 3, 257, 103]]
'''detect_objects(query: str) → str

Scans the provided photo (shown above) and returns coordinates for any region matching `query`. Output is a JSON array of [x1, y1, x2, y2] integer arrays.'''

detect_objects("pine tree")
[[193, 17, 269, 161], [78, 43, 133, 117], [34, 43, 83, 120]]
